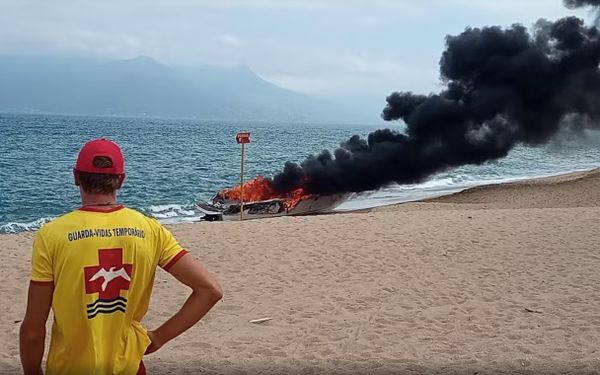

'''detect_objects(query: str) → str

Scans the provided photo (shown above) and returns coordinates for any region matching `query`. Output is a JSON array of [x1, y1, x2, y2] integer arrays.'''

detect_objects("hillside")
[[0, 55, 373, 124]]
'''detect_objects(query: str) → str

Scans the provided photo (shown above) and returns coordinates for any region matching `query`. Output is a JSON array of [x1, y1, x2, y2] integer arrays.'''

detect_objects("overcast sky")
[[0, 0, 593, 114]]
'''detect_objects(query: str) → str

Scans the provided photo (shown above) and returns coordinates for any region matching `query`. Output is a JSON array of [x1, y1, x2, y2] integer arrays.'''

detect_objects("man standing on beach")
[[19, 138, 223, 375]]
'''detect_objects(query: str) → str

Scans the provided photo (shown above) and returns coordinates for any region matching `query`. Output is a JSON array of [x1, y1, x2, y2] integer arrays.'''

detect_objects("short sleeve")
[[31, 230, 54, 283], [157, 225, 188, 271]]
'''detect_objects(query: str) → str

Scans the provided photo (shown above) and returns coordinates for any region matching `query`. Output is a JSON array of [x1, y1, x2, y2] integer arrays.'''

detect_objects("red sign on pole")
[[236, 132, 251, 144], [236, 132, 251, 220]]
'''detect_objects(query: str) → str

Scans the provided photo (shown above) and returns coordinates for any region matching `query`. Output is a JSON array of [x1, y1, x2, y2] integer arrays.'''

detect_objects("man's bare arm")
[[20, 282, 53, 375], [146, 254, 222, 353]]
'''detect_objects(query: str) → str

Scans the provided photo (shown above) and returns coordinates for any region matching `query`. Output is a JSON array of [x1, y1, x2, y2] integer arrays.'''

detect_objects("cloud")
[[259, 54, 436, 100], [218, 34, 243, 48], [448, 0, 587, 19], [0, 28, 143, 58]]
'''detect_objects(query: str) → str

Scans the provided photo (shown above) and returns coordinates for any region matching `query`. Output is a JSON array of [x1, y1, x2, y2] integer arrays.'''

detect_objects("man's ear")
[[73, 169, 81, 186], [117, 174, 126, 189]]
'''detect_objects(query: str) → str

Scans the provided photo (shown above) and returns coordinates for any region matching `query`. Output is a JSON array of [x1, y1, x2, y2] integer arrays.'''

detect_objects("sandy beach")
[[2, 168, 600, 374]]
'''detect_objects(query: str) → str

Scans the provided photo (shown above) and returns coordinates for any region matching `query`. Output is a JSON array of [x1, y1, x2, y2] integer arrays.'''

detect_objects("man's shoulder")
[[35, 210, 84, 245], [38, 210, 81, 232], [120, 207, 161, 225]]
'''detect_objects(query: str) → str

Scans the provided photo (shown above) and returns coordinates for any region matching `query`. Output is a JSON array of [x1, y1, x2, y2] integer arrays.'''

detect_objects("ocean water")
[[1, 113, 599, 233]]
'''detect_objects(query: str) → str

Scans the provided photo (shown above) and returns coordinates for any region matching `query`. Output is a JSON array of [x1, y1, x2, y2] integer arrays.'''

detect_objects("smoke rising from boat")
[[267, 2, 600, 196]]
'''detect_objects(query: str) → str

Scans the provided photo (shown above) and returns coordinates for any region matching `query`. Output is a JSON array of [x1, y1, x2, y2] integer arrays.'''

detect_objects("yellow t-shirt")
[[30, 206, 187, 375]]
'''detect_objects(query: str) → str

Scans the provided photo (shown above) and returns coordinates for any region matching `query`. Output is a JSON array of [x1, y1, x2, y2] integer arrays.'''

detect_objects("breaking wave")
[[144, 204, 204, 224], [0, 217, 56, 234]]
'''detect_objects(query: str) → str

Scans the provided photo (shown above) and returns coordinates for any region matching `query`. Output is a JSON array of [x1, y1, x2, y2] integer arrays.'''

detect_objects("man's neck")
[[80, 193, 119, 207]]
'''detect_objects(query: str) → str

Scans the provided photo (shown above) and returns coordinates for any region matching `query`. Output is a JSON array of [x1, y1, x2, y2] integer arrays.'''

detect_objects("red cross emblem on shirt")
[[84, 248, 133, 300]]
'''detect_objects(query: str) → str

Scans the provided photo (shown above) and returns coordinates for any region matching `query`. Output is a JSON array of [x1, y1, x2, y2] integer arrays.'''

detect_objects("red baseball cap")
[[75, 138, 125, 175]]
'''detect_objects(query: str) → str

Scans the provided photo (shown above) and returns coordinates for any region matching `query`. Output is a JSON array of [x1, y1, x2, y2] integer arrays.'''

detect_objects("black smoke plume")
[[564, 0, 600, 8], [270, 9, 600, 196], [565, 0, 600, 23]]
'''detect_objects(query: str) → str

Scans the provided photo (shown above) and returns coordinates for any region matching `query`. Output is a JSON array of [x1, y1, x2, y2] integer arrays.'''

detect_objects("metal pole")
[[240, 142, 245, 221]]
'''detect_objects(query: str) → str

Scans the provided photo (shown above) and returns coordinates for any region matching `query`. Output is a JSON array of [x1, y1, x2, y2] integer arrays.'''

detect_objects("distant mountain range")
[[0, 55, 376, 124]]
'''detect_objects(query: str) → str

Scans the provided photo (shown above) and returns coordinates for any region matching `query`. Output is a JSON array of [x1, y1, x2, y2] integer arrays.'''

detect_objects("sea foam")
[[0, 217, 56, 234]]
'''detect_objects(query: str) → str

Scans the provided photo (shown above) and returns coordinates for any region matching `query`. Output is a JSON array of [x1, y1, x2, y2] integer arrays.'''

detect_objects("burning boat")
[[197, 176, 347, 221]]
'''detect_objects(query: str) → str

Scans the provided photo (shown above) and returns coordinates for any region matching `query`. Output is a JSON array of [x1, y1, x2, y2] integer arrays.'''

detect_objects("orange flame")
[[282, 187, 309, 211], [216, 176, 312, 211]]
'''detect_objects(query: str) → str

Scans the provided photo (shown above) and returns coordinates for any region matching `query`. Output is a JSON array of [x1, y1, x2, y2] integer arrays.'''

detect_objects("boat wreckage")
[[197, 176, 347, 221]]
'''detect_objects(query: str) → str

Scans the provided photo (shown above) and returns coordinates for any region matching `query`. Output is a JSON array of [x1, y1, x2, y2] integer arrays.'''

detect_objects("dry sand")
[[2, 169, 600, 374]]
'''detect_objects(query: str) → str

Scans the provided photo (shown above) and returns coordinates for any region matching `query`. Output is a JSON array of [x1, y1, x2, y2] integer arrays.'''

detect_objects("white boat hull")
[[197, 194, 348, 221]]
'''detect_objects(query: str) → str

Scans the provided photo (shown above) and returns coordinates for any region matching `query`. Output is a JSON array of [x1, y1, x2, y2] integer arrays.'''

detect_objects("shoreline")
[[2, 166, 599, 235], [339, 166, 600, 213]]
